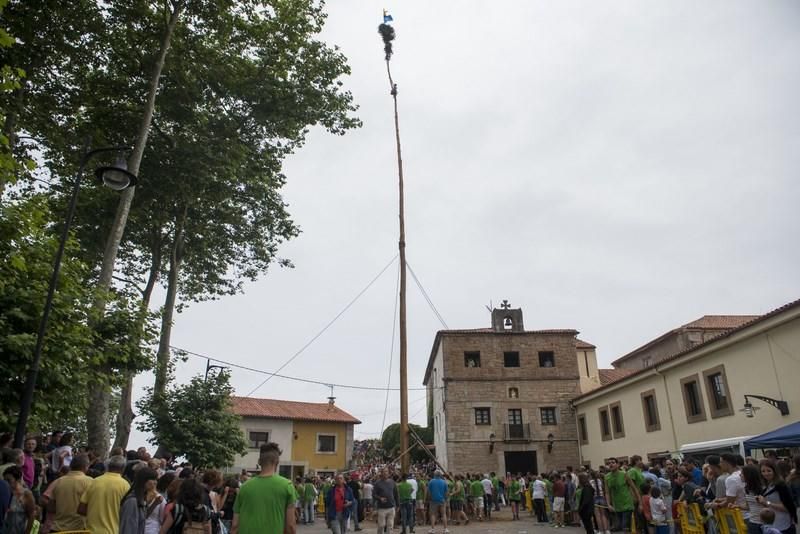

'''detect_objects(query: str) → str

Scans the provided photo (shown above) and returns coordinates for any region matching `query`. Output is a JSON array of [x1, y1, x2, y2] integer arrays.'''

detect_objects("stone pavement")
[[298, 507, 587, 534]]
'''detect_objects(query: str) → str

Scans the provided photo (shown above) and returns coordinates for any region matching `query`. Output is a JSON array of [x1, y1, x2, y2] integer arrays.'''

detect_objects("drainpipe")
[[654, 366, 679, 454]]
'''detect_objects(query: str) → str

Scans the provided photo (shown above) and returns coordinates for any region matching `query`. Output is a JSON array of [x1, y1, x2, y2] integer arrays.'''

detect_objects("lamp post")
[[740, 394, 790, 418], [13, 140, 137, 447]]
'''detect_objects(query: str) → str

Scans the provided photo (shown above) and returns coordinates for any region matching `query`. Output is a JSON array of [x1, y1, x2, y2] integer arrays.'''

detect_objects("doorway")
[[504, 450, 538, 476]]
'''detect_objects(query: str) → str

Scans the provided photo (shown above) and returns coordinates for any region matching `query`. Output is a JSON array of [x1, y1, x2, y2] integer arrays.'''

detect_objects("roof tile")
[[231, 397, 361, 424]]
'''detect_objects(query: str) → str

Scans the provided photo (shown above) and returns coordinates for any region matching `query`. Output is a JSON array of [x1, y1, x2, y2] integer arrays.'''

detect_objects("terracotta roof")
[[599, 368, 636, 386], [576, 339, 596, 350], [574, 298, 800, 402], [612, 314, 760, 366], [231, 397, 361, 424], [681, 315, 761, 329]]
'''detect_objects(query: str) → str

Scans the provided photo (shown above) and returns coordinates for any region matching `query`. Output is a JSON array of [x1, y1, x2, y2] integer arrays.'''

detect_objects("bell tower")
[[491, 300, 524, 332]]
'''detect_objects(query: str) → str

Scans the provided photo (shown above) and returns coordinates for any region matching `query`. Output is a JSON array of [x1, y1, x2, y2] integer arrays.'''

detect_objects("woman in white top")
[[49, 432, 74, 473], [757, 460, 796, 534]]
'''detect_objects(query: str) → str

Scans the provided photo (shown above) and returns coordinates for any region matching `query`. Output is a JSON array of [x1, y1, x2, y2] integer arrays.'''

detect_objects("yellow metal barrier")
[[676, 502, 705, 534], [716, 507, 747, 534]]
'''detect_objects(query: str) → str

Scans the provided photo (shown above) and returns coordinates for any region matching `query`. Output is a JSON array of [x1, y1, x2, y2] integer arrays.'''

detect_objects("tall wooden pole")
[[385, 59, 410, 475]]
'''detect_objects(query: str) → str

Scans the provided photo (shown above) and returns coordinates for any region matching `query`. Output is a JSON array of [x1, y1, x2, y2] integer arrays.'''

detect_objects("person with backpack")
[[120, 467, 160, 534], [160, 479, 212, 534]]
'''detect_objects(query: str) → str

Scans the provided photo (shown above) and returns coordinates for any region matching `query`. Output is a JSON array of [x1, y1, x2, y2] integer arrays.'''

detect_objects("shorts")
[[553, 496, 565, 512], [594, 496, 608, 507], [430, 502, 446, 518], [451, 501, 463, 511], [474, 496, 484, 510]]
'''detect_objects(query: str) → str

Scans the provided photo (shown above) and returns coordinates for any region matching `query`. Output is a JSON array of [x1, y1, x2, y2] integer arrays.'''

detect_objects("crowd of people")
[[279, 451, 800, 534], [2, 430, 799, 534]]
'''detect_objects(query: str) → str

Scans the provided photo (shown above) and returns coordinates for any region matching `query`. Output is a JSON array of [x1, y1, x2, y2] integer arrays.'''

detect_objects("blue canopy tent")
[[743, 421, 800, 454]]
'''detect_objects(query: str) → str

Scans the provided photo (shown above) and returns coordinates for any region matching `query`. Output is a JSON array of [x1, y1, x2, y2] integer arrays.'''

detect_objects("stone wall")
[[437, 331, 582, 474]]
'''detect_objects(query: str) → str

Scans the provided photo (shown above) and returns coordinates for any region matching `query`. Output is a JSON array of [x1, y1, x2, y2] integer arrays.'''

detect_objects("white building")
[[573, 298, 800, 466]]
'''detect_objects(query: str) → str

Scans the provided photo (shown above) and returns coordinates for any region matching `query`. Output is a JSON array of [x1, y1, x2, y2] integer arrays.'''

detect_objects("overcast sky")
[[131, 1, 800, 446]]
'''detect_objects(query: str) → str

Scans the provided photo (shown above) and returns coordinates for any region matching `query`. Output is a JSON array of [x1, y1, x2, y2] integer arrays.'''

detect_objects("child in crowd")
[[759, 508, 782, 534], [649, 487, 668, 534]]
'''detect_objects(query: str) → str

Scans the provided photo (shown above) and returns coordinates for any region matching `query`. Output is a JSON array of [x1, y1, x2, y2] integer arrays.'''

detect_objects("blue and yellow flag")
[[383, 9, 393, 23]]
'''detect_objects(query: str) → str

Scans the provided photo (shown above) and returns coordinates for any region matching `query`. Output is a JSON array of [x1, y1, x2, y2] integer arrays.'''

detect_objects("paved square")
[[298, 507, 588, 534]]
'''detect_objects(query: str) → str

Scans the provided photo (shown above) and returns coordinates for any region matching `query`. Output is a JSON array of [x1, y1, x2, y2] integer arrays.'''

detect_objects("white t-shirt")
[[408, 478, 418, 500], [650, 497, 666, 522], [144, 499, 165, 534], [51, 445, 73, 471], [481, 478, 493, 495], [725, 470, 746, 510], [363, 483, 374, 500], [533, 479, 547, 499]]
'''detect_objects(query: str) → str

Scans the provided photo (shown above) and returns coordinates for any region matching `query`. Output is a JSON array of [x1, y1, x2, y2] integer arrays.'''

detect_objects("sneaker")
[[428, 529, 435, 534], [444, 530, 450, 534]]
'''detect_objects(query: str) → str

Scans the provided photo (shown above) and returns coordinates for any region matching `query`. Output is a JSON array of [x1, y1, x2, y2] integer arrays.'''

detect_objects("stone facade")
[[424, 306, 597, 475]]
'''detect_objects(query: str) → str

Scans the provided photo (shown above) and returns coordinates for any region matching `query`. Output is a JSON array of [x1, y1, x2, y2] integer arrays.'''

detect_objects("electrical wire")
[[245, 254, 398, 397], [380, 261, 401, 433], [172, 345, 434, 392], [407, 261, 448, 329]]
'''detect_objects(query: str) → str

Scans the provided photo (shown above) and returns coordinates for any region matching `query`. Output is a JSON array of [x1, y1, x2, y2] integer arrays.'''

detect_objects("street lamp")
[[13, 140, 136, 448], [740, 395, 789, 418]]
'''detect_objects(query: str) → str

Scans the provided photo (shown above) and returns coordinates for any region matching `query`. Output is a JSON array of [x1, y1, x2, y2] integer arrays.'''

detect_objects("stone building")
[[611, 315, 759, 370], [423, 302, 600, 475]]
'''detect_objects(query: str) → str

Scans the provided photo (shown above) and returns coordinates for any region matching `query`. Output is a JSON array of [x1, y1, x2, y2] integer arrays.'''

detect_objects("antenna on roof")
[[485, 300, 493, 313], [327, 384, 335, 407]]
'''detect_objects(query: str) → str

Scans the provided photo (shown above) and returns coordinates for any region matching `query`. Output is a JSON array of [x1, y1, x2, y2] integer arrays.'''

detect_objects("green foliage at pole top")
[[381, 423, 434, 464], [136, 371, 248, 469], [0, 196, 155, 435]]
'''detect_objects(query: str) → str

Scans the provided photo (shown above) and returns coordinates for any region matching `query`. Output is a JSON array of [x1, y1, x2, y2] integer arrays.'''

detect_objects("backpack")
[[170, 503, 209, 534]]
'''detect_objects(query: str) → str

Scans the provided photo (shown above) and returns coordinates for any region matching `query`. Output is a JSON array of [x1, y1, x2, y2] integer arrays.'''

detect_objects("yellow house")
[[231, 396, 360, 479]]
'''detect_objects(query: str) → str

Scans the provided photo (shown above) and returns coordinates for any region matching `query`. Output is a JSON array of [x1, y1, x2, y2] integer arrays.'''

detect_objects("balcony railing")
[[503, 423, 531, 441]]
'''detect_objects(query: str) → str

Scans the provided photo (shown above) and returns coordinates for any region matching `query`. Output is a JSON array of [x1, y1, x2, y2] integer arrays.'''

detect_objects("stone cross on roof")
[[500, 300, 511, 310]]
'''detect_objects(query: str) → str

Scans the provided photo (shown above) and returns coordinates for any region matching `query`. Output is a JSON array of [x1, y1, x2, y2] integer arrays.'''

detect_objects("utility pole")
[[378, 17, 409, 474]]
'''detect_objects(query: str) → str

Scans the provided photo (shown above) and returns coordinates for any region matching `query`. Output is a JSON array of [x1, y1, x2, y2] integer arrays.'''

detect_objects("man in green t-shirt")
[[450, 475, 468, 525], [302, 478, 317, 524], [469, 476, 484, 521], [508, 477, 521, 520], [398, 475, 414, 534], [604, 458, 639, 533], [232, 443, 298, 534]]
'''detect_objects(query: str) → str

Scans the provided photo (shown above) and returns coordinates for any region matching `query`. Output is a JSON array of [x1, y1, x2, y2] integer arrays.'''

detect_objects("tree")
[[381, 423, 434, 464], [136, 370, 247, 468], [0, 195, 153, 436], [1, 0, 360, 453]]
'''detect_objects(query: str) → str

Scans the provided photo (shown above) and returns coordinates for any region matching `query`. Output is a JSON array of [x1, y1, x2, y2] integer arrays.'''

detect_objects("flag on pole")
[[383, 9, 393, 23]]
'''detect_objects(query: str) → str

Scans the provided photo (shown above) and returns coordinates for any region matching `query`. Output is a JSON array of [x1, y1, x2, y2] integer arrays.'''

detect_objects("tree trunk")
[[112, 232, 162, 450], [154, 207, 187, 401], [86, 1, 184, 457]]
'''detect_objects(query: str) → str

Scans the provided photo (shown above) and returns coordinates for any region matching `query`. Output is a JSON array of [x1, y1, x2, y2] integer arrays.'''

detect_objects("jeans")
[[351, 499, 360, 530], [534, 498, 547, 522], [377, 508, 395, 534], [484, 494, 492, 518], [331, 512, 347, 534], [615, 510, 632, 532], [304, 501, 315, 524], [400, 502, 414, 531]]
